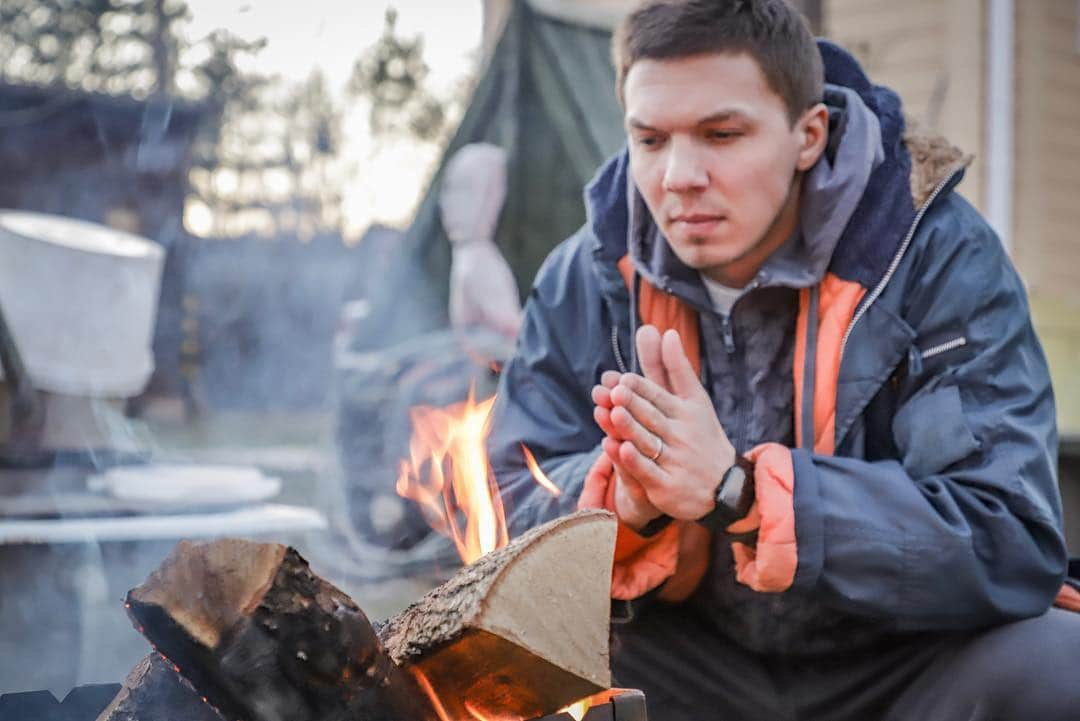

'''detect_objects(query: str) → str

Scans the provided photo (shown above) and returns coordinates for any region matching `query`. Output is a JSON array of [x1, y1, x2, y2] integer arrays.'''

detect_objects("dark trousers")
[[611, 604, 1080, 721]]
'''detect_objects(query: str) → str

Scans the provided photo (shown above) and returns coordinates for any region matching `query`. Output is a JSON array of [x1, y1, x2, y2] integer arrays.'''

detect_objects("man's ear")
[[795, 102, 829, 172]]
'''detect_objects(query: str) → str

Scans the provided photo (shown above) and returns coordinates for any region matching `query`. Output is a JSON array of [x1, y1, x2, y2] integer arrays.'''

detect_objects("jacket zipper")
[[919, 335, 967, 360], [721, 315, 736, 354], [838, 167, 964, 362], [611, 324, 628, 372]]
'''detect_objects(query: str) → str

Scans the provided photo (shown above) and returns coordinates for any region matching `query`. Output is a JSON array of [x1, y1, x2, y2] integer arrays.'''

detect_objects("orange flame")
[[398, 389, 589, 719], [459, 698, 590, 721], [561, 699, 590, 720], [396, 388, 506, 564], [411, 668, 455, 721], [521, 444, 561, 497], [396, 387, 563, 565]]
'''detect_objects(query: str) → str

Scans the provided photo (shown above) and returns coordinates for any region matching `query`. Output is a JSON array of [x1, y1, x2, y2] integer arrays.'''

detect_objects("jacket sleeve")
[[486, 232, 619, 537], [790, 198, 1067, 630]]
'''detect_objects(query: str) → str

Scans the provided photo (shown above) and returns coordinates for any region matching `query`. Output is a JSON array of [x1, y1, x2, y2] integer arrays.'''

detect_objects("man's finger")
[[604, 438, 649, 489], [617, 438, 668, 488], [610, 383, 669, 436], [661, 329, 704, 399], [608, 452, 650, 503], [578, 451, 613, 509], [592, 383, 614, 409], [601, 370, 621, 388], [602, 436, 624, 467], [618, 372, 679, 416], [594, 405, 621, 440], [635, 325, 671, 390], [614, 467, 651, 504], [610, 405, 666, 461]]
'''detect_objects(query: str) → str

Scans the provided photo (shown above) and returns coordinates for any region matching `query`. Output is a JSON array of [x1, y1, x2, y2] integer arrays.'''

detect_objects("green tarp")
[[398, 1, 624, 333]]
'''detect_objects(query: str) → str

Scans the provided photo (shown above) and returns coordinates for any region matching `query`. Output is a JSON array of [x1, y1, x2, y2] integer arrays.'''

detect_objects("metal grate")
[[0, 686, 648, 721], [534, 690, 647, 721]]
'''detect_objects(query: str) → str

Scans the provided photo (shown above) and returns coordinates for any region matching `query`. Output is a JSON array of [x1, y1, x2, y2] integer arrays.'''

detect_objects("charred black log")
[[123, 540, 435, 721], [96, 654, 222, 721]]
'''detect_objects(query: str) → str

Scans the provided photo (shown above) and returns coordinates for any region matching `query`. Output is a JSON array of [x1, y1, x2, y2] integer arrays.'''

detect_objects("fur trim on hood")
[[904, 121, 972, 208]]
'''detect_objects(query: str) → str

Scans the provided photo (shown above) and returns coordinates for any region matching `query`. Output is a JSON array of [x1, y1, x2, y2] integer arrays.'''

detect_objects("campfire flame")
[[520, 444, 560, 497], [399, 388, 596, 721], [396, 387, 557, 565]]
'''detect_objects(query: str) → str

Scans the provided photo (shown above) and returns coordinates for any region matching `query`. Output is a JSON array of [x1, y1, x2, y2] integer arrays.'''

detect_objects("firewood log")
[[116, 509, 617, 721], [96, 653, 223, 721], [123, 538, 435, 721], [380, 509, 617, 721]]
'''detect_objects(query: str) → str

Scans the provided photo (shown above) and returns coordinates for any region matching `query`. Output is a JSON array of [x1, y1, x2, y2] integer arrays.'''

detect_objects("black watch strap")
[[636, 513, 673, 538], [694, 455, 756, 534]]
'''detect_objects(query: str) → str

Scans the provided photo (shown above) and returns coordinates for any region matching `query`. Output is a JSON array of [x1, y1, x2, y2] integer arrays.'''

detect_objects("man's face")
[[624, 52, 822, 287]]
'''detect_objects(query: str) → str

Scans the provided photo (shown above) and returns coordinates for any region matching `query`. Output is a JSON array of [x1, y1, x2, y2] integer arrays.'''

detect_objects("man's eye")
[[635, 135, 663, 148], [707, 130, 740, 141]]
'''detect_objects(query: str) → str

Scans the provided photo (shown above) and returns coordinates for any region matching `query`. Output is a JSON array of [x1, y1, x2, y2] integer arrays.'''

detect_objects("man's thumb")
[[661, 329, 702, 397]]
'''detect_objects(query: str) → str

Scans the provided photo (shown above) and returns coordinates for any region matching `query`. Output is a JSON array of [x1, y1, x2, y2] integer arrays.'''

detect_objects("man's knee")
[[947, 609, 1080, 718]]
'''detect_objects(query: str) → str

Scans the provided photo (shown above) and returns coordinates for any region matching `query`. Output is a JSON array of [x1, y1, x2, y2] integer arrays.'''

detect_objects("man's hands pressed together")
[[592, 325, 738, 529]]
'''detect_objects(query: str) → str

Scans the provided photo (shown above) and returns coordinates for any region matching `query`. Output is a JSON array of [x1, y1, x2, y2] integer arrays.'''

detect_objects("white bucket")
[[0, 210, 165, 398]]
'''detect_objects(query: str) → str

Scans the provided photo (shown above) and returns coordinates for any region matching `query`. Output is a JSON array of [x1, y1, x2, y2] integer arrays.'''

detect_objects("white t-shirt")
[[701, 274, 743, 316]]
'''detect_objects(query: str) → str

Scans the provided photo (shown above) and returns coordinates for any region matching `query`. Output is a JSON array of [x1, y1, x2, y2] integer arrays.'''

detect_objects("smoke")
[[0, 42, 483, 702]]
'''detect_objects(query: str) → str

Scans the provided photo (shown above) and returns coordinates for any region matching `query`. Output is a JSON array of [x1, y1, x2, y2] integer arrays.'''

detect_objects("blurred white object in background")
[[87, 463, 282, 512], [0, 210, 164, 398], [439, 143, 522, 340]]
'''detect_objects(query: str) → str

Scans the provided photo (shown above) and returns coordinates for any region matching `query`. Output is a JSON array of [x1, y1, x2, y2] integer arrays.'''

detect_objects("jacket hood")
[[583, 40, 971, 299]]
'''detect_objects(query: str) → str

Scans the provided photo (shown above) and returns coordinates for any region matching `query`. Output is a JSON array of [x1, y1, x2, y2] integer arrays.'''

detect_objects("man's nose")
[[662, 139, 708, 193]]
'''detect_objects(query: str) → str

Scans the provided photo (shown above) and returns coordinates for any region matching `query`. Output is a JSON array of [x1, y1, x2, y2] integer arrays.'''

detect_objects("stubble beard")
[[695, 170, 803, 285]]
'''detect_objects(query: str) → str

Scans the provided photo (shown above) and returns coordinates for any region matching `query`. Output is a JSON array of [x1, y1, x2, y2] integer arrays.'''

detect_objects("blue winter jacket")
[[486, 41, 1066, 653]]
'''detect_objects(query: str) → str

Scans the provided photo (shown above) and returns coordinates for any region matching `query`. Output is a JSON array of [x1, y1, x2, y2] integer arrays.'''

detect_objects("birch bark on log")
[[380, 509, 616, 721]]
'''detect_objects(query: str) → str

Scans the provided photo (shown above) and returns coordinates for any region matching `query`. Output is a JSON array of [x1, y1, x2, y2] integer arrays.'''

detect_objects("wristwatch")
[[694, 455, 756, 534], [634, 455, 757, 539]]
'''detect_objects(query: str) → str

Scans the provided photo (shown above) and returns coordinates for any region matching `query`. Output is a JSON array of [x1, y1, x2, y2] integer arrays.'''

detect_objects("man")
[[487, 1, 1080, 719]]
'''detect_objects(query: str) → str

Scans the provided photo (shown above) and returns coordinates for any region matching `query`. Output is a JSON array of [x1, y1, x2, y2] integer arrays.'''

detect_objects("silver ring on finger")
[[648, 434, 664, 463]]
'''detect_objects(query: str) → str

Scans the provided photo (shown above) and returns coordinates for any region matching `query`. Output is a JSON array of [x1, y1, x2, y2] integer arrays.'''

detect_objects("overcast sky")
[[184, 0, 484, 236]]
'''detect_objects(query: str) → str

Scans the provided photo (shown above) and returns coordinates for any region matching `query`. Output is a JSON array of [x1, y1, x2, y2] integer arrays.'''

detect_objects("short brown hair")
[[613, 0, 824, 124]]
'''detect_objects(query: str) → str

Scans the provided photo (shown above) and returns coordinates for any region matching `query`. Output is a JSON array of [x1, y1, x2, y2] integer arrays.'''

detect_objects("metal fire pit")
[[536, 689, 647, 721], [0, 686, 648, 721]]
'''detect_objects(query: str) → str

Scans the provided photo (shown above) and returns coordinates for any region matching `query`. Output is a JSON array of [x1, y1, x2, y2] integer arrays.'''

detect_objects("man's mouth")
[[669, 214, 725, 233]]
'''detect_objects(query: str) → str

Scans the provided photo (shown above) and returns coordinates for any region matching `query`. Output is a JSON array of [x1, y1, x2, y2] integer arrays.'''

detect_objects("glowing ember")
[[463, 700, 495, 720], [560, 699, 590, 720], [411, 668, 455, 721], [396, 388, 560, 564], [457, 696, 594, 720]]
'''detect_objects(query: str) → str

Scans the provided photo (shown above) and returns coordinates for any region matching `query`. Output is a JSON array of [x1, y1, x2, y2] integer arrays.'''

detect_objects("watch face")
[[696, 457, 756, 534], [717, 464, 749, 509]]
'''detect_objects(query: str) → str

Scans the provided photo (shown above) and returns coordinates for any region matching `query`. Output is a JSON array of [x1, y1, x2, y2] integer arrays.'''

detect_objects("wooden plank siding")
[[823, 0, 986, 210], [1015, 0, 1080, 437], [1016, 0, 1080, 297]]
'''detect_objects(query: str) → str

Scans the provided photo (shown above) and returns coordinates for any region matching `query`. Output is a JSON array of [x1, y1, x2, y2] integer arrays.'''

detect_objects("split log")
[[96, 653, 223, 721], [117, 509, 617, 721], [123, 538, 436, 721], [379, 509, 617, 721]]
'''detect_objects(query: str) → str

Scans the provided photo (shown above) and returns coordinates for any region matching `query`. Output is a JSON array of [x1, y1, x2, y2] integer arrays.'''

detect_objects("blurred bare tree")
[[0, 0, 189, 96], [0, 1, 348, 239], [186, 43, 346, 239], [348, 7, 447, 142], [277, 71, 345, 239]]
